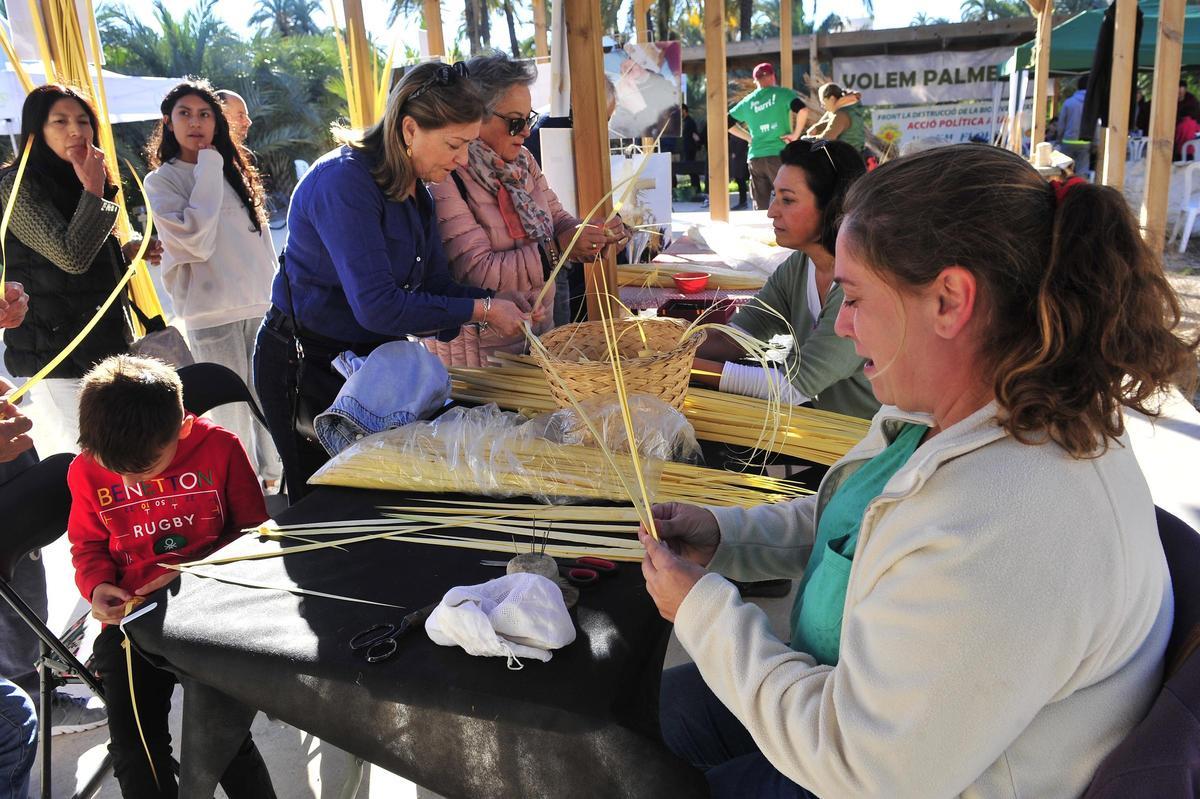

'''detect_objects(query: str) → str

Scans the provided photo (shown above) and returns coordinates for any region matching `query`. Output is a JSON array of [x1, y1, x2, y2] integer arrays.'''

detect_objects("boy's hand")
[[135, 571, 179, 597], [91, 582, 134, 624]]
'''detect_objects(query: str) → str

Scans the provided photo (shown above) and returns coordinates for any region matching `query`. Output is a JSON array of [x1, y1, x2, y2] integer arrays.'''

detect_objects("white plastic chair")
[[1127, 137, 1148, 161], [294, 159, 311, 181], [1169, 162, 1200, 253], [1180, 139, 1200, 162]]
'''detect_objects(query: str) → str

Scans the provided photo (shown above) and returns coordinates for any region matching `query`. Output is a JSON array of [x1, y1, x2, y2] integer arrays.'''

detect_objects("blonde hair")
[[337, 62, 485, 201]]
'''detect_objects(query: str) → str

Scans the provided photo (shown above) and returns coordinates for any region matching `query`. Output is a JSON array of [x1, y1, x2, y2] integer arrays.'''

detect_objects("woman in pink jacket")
[[428, 52, 629, 367]]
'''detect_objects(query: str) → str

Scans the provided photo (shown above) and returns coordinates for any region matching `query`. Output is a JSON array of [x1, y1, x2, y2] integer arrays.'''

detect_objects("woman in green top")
[[806, 82, 868, 155], [693, 138, 878, 419]]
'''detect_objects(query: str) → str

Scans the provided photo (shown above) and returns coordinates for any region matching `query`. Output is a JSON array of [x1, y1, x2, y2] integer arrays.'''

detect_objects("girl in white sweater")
[[144, 80, 279, 485]]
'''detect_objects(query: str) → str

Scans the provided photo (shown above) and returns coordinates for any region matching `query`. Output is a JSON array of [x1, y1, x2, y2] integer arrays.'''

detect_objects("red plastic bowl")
[[672, 271, 710, 294]]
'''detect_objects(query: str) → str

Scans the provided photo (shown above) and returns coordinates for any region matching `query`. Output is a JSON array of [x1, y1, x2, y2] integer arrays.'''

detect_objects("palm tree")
[[911, 12, 950, 26], [960, 0, 1029, 22], [100, 0, 237, 77], [502, 0, 520, 57]]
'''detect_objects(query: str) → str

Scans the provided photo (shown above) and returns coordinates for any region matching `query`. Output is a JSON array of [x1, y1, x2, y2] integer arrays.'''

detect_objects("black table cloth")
[[126, 486, 708, 799]]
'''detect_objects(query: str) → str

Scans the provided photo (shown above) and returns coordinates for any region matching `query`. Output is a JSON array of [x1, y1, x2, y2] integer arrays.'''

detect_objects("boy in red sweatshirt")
[[67, 355, 275, 799]]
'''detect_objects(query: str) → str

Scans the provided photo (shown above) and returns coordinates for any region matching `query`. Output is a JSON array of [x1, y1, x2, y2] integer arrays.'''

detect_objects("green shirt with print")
[[729, 86, 800, 160]]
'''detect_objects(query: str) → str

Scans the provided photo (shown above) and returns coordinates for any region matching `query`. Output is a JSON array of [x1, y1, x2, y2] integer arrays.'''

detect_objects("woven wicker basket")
[[532, 319, 706, 411]]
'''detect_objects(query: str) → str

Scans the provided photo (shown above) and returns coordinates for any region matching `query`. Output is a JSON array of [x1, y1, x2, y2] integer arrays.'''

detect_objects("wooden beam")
[[705, 0, 729, 222], [343, 0, 375, 127], [533, 0, 548, 58], [780, 0, 793, 89], [1030, 0, 1052, 152], [1101, 0, 1137, 189], [423, 0, 445, 58], [1141, 0, 1185, 248], [564, 0, 616, 320], [635, 0, 651, 43]]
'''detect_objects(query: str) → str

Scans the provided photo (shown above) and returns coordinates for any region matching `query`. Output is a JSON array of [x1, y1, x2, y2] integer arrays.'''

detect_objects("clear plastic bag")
[[522, 394, 700, 463], [309, 401, 686, 504]]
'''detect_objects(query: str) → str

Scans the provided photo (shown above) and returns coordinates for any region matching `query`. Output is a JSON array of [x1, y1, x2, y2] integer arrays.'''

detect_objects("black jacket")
[[1, 173, 130, 379]]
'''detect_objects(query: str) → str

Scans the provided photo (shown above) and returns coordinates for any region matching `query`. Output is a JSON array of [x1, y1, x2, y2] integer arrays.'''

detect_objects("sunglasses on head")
[[494, 110, 539, 136], [809, 139, 838, 172], [409, 61, 470, 103]]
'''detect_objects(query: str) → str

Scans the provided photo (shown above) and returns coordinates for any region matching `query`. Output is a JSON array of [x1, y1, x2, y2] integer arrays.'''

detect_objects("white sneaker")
[[50, 692, 107, 735]]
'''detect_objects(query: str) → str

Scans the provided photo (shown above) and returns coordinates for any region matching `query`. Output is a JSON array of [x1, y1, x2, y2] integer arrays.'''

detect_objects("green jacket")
[[730, 251, 879, 419]]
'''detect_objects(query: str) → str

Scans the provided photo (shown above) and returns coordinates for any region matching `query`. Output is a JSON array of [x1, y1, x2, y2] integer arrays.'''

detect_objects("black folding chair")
[[177, 362, 287, 507], [0, 452, 111, 799]]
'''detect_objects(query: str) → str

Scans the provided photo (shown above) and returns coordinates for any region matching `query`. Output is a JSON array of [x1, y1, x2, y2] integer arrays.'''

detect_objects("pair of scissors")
[[349, 604, 435, 663], [479, 556, 618, 587]]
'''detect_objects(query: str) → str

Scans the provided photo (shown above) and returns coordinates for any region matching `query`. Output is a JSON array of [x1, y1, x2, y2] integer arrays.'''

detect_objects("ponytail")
[[841, 143, 1198, 458]]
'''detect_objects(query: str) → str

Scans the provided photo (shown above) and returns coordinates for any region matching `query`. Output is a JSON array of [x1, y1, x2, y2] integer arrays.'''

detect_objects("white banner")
[[872, 100, 1033, 152], [833, 48, 1013, 105]]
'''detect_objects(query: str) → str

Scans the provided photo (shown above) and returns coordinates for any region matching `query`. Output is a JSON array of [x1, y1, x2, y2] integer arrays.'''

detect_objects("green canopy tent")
[[1000, 2, 1200, 76]]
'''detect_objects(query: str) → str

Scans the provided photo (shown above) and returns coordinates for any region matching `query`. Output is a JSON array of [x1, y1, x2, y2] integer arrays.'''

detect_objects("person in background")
[[144, 79, 281, 488], [1056, 74, 1091, 176], [640, 143, 1195, 797], [428, 52, 627, 366], [1176, 79, 1200, 158], [0, 382, 37, 799], [69, 355, 275, 798], [728, 63, 805, 210], [0, 85, 161, 452], [255, 62, 539, 499], [679, 103, 705, 199], [215, 89, 252, 148], [693, 139, 878, 421], [806, 83, 868, 158]]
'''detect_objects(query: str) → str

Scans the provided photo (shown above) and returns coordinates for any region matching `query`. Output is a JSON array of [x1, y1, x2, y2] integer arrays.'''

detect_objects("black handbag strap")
[[128, 297, 168, 334]]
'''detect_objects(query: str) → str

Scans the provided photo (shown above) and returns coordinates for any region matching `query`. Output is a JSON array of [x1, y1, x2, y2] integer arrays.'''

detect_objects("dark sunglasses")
[[809, 138, 838, 172], [494, 110, 539, 136], [409, 61, 470, 102]]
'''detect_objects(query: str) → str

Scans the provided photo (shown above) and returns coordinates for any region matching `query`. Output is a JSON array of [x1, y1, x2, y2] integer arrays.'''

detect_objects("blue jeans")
[[661, 663, 820, 799], [0, 679, 36, 799]]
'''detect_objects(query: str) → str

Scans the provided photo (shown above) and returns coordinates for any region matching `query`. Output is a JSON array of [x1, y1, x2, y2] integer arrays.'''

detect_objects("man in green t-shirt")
[[727, 63, 806, 210]]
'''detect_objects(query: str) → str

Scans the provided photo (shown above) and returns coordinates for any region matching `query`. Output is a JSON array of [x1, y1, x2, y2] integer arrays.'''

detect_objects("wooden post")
[[1029, 0, 1053, 151], [780, 0, 793, 89], [1141, 0, 1186, 248], [635, 0, 651, 42], [564, 0, 616, 320], [1101, 0, 1137, 189], [705, 0, 729, 222], [533, 0, 548, 58], [423, 0, 445, 58], [343, 0, 376, 127]]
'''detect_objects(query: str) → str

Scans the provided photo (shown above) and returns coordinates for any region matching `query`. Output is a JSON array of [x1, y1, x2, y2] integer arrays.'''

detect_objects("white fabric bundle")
[[425, 573, 576, 669]]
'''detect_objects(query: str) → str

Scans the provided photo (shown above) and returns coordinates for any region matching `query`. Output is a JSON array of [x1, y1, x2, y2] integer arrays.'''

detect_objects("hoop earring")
[[406, 145, 413, 158]]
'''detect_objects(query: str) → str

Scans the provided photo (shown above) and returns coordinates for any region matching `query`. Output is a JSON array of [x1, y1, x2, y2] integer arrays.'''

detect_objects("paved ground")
[[8, 196, 1200, 797]]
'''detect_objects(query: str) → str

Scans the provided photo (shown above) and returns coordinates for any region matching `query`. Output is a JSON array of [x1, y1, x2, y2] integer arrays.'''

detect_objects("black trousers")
[[253, 314, 348, 503], [92, 625, 275, 799]]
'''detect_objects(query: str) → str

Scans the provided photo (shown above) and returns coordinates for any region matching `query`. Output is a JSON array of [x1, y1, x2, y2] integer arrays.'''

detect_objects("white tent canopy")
[[0, 63, 179, 135]]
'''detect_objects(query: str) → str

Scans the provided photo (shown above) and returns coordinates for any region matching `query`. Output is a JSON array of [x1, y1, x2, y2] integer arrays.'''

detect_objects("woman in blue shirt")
[[255, 62, 542, 499]]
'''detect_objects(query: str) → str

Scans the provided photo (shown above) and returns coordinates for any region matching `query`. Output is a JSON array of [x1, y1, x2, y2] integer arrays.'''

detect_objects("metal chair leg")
[[40, 644, 51, 799]]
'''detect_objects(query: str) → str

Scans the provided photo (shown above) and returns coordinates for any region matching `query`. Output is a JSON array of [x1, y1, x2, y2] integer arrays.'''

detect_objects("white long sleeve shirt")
[[144, 150, 275, 330]]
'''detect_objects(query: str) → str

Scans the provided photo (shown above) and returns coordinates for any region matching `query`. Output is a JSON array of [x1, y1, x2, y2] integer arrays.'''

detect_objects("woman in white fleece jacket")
[[638, 145, 1199, 798], [144, 79, 279, 484]]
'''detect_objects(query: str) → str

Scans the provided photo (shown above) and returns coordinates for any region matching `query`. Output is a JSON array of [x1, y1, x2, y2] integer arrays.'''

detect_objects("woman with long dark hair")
[[144, 78, 280, 485], [0, 84, 161, 450], [254, 61, 542, 499], [693, 139, 877, 420]]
